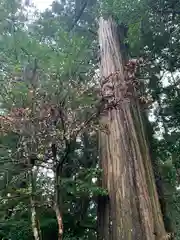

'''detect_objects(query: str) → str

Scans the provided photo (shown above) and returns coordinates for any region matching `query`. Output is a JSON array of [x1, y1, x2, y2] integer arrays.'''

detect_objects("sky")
[[33, 0, 53, 10]]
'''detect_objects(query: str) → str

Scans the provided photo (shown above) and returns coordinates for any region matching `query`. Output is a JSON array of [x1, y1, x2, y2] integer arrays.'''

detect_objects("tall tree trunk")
[[54, 169, 63, 240], [97, 17, 167, 240], [52, 142, 63, 240], [30, 168, 42, 240], [142, 110, 174, 238]]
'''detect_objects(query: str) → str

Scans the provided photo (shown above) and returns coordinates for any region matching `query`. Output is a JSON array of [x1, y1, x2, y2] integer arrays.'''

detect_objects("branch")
[[58, 138, 76, 173], [57, 101, 103, 171], [150, 3, 180, 16], [58, 104, 68, 145], [73, 101, 104, 138], [156, 10, 180, 15], [78, 223, 96, 230], [87, 28, 97, 36], [74, 25, 98, 36], [69, 0, 89, 31]]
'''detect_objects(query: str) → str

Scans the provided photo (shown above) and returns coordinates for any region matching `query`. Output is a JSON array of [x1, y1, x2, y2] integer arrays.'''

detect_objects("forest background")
[[0, 0, 180, 239]]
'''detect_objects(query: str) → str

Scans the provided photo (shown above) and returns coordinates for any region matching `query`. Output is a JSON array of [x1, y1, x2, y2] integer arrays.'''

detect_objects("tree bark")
[[97, 17, 167, 240], [142, 111, 174, 238], [54, 170, 63, 240], [30, 169, 42, 240]]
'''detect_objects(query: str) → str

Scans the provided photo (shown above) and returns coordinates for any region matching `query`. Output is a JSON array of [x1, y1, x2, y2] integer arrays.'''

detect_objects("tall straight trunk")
[[30, 168, 42, 240], [97, 17, 167, 240], [142, 110, 174, 238], [54, 169, 63, 240]]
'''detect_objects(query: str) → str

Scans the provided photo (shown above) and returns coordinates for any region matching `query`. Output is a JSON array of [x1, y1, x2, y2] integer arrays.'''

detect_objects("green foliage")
[[1, 0, 180, 239], [0, 1, 100, 239]]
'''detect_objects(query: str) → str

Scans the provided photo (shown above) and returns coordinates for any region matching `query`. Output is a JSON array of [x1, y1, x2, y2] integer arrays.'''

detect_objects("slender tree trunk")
[[97, 17, 167, 240], [54, 170, 63, 240], [30, 169, 42, 240]]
